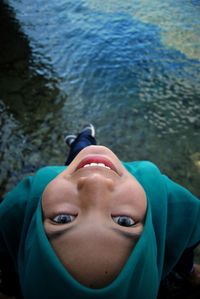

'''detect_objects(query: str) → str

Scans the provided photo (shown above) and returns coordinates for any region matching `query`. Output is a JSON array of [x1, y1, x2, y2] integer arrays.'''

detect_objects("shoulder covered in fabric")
[[162, 175, 200, 278], [0, 166, 64, 211], [0, 175, 33, 218], [163, 175, 200, 247], [0, 175, 33, 255], [123, 160, 161, 176]]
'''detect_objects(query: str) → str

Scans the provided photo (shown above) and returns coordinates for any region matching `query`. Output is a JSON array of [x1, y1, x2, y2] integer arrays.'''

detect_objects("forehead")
[[47, 225, 139, 289]]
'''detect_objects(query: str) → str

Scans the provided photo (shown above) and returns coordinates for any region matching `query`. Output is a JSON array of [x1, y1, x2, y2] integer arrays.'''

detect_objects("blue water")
[[0, 0, 200, 196]]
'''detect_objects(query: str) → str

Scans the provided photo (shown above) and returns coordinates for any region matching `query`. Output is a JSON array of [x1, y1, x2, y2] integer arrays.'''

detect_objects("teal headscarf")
[[1, 162, 200, 299]]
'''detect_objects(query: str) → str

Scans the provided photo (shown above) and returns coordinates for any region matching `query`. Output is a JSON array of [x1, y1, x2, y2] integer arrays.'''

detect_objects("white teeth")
[[98, 163, 106, 167], [83, 163, 111, 170]]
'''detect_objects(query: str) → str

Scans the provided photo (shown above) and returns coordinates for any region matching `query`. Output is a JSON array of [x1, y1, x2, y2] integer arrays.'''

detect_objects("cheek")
[[114, 180, 147, 217], [42, 179, 78, 211]]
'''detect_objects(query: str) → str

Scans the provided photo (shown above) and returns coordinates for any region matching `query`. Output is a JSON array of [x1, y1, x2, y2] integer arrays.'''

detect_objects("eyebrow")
[[46, 225, 140, 241]]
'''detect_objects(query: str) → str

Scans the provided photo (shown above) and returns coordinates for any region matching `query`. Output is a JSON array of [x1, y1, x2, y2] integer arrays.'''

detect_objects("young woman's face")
[[42, 146, 147, 288]]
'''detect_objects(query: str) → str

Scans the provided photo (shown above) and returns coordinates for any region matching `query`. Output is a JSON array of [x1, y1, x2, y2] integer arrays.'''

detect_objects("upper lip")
[[76, 156, 119, 175]]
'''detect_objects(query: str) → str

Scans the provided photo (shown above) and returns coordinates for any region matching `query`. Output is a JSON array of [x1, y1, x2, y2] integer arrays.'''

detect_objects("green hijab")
[[0, 162, 200, 299]]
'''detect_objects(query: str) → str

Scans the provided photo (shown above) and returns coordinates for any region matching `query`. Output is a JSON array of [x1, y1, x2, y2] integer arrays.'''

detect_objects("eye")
[[52, 214, 76, 224], [112, 216, 135, 227]]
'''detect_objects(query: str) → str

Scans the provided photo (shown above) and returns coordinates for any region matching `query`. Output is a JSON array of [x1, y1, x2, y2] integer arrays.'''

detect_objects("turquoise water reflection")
[[0, 0, 200, 197]]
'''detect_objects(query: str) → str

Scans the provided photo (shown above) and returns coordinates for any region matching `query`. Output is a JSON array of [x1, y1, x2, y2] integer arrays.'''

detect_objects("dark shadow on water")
[[0, 1, 30, 64], [0, 1, 64, 197], [0, 1, 61, 130]]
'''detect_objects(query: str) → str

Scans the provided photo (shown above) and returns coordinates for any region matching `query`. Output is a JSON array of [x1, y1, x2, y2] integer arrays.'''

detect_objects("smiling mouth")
[[76, 156, 119, 174]]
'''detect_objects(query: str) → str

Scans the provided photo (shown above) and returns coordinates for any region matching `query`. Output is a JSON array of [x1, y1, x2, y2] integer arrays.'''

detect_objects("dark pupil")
[[118, 216, 132, 226], [59, 215, 70, 223]]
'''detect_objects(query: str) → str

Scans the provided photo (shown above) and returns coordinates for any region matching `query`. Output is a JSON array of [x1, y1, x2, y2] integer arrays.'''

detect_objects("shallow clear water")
[[0, 0, 200, 197]]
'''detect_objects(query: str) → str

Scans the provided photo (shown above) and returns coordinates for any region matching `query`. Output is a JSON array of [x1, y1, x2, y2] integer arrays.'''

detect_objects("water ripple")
[[1, 0, 200, 197]]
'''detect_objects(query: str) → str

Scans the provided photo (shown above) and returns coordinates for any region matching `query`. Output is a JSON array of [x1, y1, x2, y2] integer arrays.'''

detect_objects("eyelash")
[[51, 214, 136, 227]]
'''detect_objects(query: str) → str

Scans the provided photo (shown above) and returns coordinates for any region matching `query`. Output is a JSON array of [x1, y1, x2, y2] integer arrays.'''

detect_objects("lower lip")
[[76, 156, 117, 173]]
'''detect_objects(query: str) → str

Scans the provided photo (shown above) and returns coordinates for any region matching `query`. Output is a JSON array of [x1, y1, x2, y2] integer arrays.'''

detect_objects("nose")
[[77, 173, 114, 205], [77, 173, 114, 191]]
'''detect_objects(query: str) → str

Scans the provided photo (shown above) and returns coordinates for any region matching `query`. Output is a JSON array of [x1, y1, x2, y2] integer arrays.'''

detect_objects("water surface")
[[0, 0, 200, 197]]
